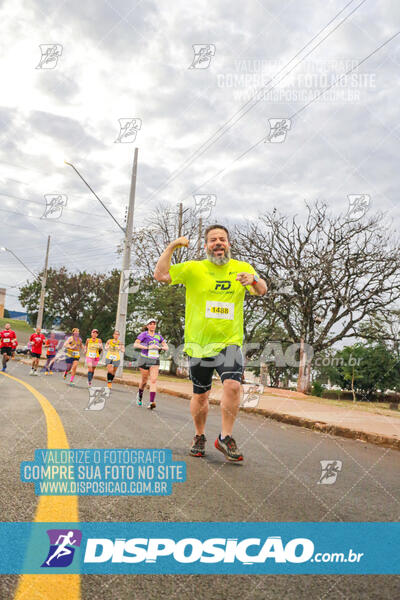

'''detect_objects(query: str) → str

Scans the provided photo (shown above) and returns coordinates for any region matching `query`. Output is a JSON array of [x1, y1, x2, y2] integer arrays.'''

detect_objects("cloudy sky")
[[0, 0, 399, 310]]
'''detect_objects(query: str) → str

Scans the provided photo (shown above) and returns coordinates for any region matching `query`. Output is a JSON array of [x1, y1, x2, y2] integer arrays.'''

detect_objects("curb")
[[20, 360, 400, 452], [78, 369, 400, 452]]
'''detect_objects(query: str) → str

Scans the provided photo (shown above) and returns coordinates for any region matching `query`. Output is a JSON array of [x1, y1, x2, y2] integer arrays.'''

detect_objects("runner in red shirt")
[[44, 332, 59, 375], [0, 323, 17, 372], [29, 327, 46, 376]]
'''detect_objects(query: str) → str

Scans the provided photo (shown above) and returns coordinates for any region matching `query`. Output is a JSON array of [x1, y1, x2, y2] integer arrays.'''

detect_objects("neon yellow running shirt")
[[169, 258, 258, 358], [105, 339, 121, 361], [86, 338, 102, 358]]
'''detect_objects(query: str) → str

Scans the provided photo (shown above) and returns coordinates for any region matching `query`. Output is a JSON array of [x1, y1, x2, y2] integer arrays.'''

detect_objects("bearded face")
[[206, 246, 231, 265], [205, 228, 231, 265]]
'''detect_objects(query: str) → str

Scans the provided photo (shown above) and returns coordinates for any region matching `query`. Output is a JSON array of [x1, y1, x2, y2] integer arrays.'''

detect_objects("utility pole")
[[65, 153, 139, 379], [177, 202, 183, 263], [197, 216, 203, 259], [0, 288, 5, 319], [115, 147, 138, 376], [176, 202, 191, 262], [36, 235, 50, 329]]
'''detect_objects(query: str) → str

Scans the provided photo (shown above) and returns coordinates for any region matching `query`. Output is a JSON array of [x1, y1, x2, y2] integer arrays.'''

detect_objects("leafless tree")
[[234, 201, 400, 393], [130, 202, 207, 274]]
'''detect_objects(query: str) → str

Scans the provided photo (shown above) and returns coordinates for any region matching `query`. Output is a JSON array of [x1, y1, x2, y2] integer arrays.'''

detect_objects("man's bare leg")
[[190, 391, 210, 435], [220, 379, 241, 438]]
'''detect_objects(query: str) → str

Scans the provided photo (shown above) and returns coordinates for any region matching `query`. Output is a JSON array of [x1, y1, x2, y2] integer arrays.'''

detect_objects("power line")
[[0, 195, 119, 280], [0, 212, 117, 276], [147, 0, 368, 201], [182, 28, 400, 200], [0, 191, 119, 222], [64, 161, 125, 233], [0, 206, 117, 233]]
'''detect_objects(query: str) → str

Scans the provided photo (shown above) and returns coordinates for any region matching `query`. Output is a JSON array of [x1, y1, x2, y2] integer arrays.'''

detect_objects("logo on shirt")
[[215, 280, 231, 290]]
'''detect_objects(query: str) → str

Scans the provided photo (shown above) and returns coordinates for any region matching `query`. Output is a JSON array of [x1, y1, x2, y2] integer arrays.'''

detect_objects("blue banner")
[[0, 522, 398, 574]]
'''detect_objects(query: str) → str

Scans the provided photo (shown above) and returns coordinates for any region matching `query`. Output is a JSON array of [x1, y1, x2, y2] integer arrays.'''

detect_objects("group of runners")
[[61, 322, 166, 409], [0, 320, 168, 409], [1, 224, 267, 462], [0, 325, 62, 375]]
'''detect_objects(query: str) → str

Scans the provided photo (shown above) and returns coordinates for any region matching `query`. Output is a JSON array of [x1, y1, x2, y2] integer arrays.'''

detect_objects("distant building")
[[7, 310, 29, 322]]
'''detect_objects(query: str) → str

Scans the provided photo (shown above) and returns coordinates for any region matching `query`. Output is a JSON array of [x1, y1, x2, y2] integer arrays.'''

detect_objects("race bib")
[[148, 349, 159, 359], [108, 354, 117, 360], [205, 301, 234, 320], [88, 352, 97, 358], [3, 338, 9, 342]]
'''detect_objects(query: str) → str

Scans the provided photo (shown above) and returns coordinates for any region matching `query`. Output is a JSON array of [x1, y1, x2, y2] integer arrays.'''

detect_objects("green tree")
[[325, 343, 400, 400], [243, 322, 298, 387], [19, 267, 123, 340]]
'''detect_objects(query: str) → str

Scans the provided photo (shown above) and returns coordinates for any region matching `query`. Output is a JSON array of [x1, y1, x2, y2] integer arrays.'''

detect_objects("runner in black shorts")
[[154, 225, 267, 461], [189, 345, 244, 393]]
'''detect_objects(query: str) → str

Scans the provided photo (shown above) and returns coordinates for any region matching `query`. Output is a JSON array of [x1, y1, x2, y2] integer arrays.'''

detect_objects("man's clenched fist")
[[171, 236, 189, 249]]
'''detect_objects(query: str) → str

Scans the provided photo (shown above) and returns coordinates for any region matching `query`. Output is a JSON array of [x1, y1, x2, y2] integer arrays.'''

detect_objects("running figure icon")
[[45, 531, 77, 566]]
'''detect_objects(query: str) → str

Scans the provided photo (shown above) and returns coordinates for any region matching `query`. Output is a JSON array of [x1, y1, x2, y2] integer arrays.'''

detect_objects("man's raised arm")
[[154, 236, 189, 283]]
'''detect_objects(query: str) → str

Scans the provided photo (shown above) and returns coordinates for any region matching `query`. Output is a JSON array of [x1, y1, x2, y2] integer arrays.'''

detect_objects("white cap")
[[146, 318, 157, 325]]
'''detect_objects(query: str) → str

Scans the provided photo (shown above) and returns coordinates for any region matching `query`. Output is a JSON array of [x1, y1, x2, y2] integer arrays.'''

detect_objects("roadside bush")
[[312, 381, 325, 397]]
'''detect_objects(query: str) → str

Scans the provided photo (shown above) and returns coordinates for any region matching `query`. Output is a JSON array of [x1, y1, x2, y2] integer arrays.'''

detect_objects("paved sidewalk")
[[19, 358, 400, 450], [74, 365, 400, 451]]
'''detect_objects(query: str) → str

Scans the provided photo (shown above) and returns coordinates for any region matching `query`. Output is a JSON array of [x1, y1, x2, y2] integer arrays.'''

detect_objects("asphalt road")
[[0, 361, 398, 599]]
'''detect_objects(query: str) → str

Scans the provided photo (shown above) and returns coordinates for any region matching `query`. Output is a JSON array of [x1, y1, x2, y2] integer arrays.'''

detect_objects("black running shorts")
[[137, 356, 160, 370], [189, 344, 244, 394]]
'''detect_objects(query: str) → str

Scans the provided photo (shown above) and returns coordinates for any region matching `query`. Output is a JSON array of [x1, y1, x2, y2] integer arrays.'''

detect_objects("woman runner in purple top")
[[134, 318, 168, 409]]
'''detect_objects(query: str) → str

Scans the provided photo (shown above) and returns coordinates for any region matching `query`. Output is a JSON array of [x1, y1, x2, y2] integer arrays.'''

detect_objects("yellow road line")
[[1, 373, 80, 600]]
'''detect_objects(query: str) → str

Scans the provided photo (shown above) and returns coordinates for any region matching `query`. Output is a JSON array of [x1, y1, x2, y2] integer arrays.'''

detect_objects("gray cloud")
[[1, 0, 399, 310]]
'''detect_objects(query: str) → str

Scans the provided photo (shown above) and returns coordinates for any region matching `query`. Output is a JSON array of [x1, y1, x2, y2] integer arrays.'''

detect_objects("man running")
[[29, 327, 46, 375], [63, 328, 83, 386], [104, 330, 124, 389], [0, 323, 17, 372], [44, 331, 59, 375], [134, 318, 168, 409], [154, 225, 267, 462], [84, 329, 103, 387]]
